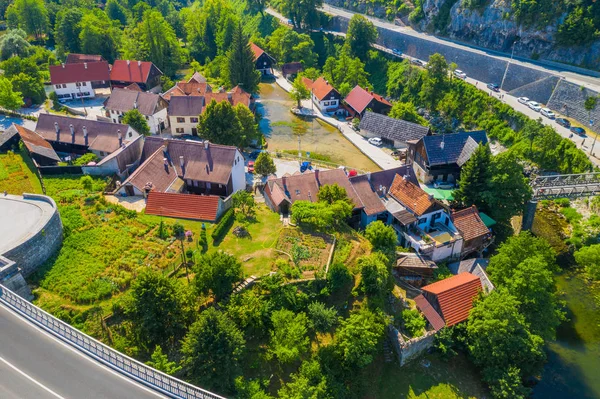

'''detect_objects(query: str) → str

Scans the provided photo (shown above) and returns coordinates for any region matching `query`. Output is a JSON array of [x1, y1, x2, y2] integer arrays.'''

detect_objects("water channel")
[[533, 271, 600, 398], [256, 82, 380, 172]]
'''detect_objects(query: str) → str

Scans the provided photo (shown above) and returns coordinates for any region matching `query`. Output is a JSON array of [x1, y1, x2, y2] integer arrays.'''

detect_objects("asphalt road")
[[0, 304, 166, 399]]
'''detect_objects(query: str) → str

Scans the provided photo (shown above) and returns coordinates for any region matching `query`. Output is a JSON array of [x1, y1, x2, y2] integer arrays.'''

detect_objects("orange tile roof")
[[452, 206, 490, 241], [250, 43, 265, 60], [415, 294, 445, 331], [301, 77, 314, 90], [145, 192, 220, 222], [389, 174, 440, 216], [311, 77, 338, 101], [422, 272, 481, 327]]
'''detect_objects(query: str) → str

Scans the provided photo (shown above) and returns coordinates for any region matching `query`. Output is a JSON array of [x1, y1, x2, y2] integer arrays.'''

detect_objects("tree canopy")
[[346, 14, 378, 61], [574, 244, 600, 280], [194, 251, 243, 300], [0, 76, 23, 110], [335, 308, 385, 368], [269, 309, 310, 364], [254, 151, 276, 177], [227, 23, 261, 93], [122, 109, 150, 136]]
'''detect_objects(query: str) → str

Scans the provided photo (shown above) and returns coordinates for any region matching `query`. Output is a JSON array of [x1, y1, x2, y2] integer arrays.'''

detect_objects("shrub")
[[73, 153, 99, 166], [402, 309, 426, 337], [211, 208, 235, 240]]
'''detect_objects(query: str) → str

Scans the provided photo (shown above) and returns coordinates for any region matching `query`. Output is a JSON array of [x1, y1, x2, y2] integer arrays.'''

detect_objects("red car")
[[247, 161, 255, 173]]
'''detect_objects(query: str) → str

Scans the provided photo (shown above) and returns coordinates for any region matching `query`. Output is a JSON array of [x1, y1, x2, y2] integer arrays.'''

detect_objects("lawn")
[[0, 147, 43, 195], [363, 353, 487, 399]]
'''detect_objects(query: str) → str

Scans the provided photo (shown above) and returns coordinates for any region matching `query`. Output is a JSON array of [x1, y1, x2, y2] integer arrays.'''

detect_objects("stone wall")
[[508, 76, 560, 105], [388, 325, 437, 366], [0, 255, 32, 300], [3, 194, 63, 277], [547, 81, 600, 134]]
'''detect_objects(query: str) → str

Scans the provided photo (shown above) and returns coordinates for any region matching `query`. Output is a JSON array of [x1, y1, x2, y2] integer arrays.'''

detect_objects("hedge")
[[211, 208, 235, 240]]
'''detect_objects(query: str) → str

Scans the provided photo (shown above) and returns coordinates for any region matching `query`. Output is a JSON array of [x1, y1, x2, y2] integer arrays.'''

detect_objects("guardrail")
[[0, 284, 225, 399]]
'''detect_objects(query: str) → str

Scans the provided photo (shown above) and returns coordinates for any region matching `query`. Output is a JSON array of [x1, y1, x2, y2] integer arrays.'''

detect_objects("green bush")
[[211, 208, 235, 240], [560, 207, 582, 224], [73, 153, 99, 166]]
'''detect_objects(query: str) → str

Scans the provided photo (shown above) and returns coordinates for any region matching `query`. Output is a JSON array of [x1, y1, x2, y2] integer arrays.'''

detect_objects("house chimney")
[[84, 62, 88, 69], [138, 60, 141, 67], [366, 171, 371, 181], [179, 155, 185, 169], [382, 186, 387, 196], [133, 101, 137, 109], [61, 63, 65, 68], [282, 175, 287, 188], [83, 125, 88, 146], [69, 123, 75, 136], [204, 140, 209, 150], [314, 169, 319, 182], [54, 122, 60, 141], [308, 190, 312, 201], [127, 60, 130, 65], [117, 129, 122, 146], [163, 158, 169, 172]]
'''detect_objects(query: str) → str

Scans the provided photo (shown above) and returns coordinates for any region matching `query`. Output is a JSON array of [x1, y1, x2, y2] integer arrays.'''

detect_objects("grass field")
[[0, 148, 43, 194]]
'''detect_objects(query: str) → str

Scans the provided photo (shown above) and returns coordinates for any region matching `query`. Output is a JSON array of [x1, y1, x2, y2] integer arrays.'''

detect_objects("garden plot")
[[275, 228, 334, 279]]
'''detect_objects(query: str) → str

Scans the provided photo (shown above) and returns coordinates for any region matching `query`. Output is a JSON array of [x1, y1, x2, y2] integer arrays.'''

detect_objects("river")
[[256, 82, 380, 172], [533, 271, 600, 399]]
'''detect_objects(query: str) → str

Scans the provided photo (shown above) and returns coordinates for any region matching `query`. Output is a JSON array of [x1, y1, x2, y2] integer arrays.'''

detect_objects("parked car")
[[556, 118, 571, 128], [527, 101, 542, 112], [300, 161, 312, 173], [540, 108, 555, 119], [411, 59, 424, 66], [368, 137, 383, 146], [487, 83, 500, 92], [570, 126, 587, 136], [392, 48, 402, 56], [247, 161, 255, 173], [453, 69, 467, 79], [518, 97, 529, 104]]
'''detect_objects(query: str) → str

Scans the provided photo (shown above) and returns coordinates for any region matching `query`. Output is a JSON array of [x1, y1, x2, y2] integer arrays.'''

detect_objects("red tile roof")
[[311, 77, 338, 101], [415, 294, 445, 331], [145, 192, 220, 222], [50, 61, 110, 85], [422, 272, 481, 327], [389, 174, 441, 216], [250, 43, 265, 60], [301, 77, 314, 90], [452, 206, 490, 241], [110, 60, 159, 84], [65, 54, 106, 64], [344, 86, 392, 115]]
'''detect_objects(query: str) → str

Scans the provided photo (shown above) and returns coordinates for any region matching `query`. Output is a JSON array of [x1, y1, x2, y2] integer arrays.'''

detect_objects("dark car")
[[570, 126, 587, 136], [556, 118, 571, 128], [486, 83, 500, 92]]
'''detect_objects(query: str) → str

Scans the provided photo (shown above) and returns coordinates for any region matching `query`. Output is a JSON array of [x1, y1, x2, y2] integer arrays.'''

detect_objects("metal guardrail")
[[0, 285, 225, 399]]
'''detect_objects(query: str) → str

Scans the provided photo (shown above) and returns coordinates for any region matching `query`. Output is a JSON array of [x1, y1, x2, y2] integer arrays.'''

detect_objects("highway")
[[0, 304, 166, 399]]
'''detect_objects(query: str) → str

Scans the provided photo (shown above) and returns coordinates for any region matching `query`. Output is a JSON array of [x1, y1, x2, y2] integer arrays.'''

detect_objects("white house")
[[104, 88, 169, 134], [168, 96, 204, 136], [302, 77, 343, 114], [49, 61, 110, 101]]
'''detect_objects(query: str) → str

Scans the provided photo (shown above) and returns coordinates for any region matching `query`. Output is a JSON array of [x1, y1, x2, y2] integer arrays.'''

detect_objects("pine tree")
[[226, 23, 260, 93], [453, 143, 492, 210]]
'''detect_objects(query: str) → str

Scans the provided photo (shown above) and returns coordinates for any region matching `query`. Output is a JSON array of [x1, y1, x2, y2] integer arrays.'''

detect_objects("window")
[[128, 132, 133, 138], [62, 84, 67, 88], [193, 180, 199, 187], [324, 101, 329, 106], [295, 189, 300, 195], [55, 85, 61, 89], [190, 117, 198, 123], [175, 128, 184, 133], [82, 82, 87, 86], [76, 82, 82, 87], [99, 151, 105, 156], [176, 117, 185, 123]]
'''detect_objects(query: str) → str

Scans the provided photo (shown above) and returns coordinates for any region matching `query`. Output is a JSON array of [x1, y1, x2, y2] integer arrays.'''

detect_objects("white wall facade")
[[108, 108, 169, 135], [169, 115, 200, 136], [54, 81, 95, 100], [312, 93, 339, 113], [230, 149, 246, 193]]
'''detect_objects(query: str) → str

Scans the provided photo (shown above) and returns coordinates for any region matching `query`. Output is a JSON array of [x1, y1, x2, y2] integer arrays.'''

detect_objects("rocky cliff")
[[325, 0, 600, 70]]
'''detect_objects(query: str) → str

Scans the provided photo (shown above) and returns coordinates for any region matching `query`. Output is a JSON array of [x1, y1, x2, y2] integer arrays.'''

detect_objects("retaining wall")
[[547, 80, 600, 134], [3, 194, 63, 276], [508, 76, 561, 105]]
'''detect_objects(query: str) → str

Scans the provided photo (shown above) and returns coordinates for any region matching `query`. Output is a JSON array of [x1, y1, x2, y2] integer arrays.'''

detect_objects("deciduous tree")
[[364, 220, 397, 256], [254, 151, 276, 177], [54, 8, 83, 53], [194, 251, 243, 300], [278, 360, 328, 399], [0, 76, 23, 110], [197, 99, 244, 146], [0, 29, 30, 60], [234, 103, 260, 147], [146, 346, 182, 375], [79, 10, 122, 63], [335, 308, 385, 368], [290, 75, 310, 108], [105, 0, 128, 25], [6, 0, 49, 39], [307, 301, 338, 332], [181, 308, 245, 391], [346, 15, 378, 61], [122, 109, 150, 136], [358, 253, 390, 297], [389, 101, 428, 125], [268, 309, 309, 364], [574, 244, 600, 280]]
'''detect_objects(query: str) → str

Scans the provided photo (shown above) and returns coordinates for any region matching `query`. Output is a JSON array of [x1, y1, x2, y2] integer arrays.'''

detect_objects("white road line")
[[0, 355, 66, 399], [0, 304, 166, 398]]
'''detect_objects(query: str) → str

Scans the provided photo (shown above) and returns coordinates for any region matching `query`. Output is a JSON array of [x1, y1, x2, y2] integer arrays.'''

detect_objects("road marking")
[[0, 304, 166, 398], [0, 355, 66, 399]]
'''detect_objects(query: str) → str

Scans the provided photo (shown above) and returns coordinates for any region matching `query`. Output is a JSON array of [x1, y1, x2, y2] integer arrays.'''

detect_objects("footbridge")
[[522, 172, 600, 230]]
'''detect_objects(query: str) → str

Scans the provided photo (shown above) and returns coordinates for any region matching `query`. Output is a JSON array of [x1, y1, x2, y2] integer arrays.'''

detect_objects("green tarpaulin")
[[423, 187, 455, 201], [479, 212, 497, 227]]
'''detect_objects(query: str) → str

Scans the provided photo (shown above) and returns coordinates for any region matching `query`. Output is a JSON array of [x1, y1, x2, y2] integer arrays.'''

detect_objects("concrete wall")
[[508, 75, 560, 105], [231, 150, 246, 194], [54, 81, 94, 100], [0, 255, 32, 300], [547, 80, 600, 134], [2, 194, 63, 277], [388, 325, 437, 366]]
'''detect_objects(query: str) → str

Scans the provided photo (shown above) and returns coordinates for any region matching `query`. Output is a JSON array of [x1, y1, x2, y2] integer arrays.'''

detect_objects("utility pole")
[[500, 31, 520, 91], [589, 119, 596, 156]]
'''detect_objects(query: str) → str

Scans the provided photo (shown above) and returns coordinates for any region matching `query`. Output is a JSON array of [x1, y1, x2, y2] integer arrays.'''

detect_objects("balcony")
[[399, 223, 462, 261]]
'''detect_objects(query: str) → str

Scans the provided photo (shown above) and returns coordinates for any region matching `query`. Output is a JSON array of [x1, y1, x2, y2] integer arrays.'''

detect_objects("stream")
[[533, 271, 600, 398]]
